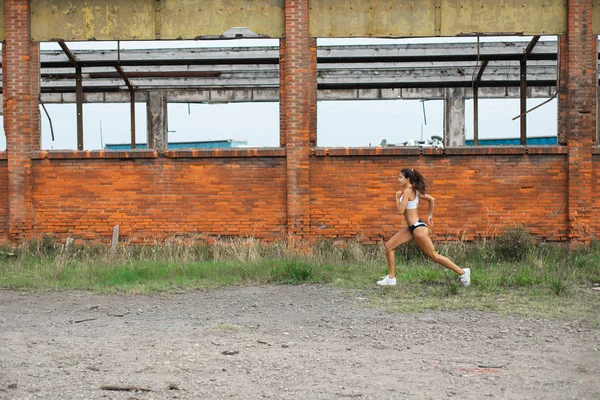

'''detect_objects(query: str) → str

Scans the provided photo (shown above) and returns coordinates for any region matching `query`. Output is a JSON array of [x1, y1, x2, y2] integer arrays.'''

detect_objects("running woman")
[[377, 168, 471, 287]]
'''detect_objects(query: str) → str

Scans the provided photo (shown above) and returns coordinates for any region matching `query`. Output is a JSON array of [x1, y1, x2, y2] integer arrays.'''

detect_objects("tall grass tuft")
[[269, 260, 315, 284], [493, 225, 535, 262]]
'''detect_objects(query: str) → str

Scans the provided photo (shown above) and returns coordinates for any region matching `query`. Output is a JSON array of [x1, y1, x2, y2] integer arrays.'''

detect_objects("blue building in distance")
[[465, 136, 557, 146], [104, 139, 248, 150]]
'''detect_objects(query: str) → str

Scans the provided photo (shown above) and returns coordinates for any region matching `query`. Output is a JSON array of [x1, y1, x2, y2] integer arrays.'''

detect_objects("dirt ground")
[[0, 285, 598, 400]]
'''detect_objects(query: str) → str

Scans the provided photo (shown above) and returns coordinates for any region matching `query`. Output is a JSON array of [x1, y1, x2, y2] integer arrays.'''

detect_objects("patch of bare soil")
[[0, 285, 598, 399]]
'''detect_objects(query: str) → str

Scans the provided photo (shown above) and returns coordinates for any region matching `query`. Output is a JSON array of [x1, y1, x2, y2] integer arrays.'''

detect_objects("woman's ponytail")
[[401, 168, 428, 193]]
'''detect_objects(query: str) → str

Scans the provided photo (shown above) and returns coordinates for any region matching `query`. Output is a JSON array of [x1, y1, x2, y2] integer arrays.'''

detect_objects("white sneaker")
[[377, 275, 397, 286], [460, 268, 471, 287]]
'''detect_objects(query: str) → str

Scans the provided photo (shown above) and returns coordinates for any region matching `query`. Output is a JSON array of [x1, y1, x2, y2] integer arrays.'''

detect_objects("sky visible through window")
[[0, 37, 558, 150]]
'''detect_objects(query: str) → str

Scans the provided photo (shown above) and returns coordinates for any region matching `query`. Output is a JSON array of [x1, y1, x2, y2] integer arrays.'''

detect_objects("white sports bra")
[[400, 192, 419, 209]]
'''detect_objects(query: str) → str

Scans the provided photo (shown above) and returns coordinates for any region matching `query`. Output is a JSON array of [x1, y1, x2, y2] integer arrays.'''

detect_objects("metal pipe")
[[114, 65, 137, 149], [39, 96, 55, 142], [471, 59, 487, 147]]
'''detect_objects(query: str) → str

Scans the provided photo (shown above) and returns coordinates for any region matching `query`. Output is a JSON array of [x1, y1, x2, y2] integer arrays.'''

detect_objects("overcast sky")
[[0, 37, 557, 150]]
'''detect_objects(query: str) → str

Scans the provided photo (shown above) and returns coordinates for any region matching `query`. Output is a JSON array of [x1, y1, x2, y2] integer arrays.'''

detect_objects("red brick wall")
[[279, 38, 286, 147], [593, 151, 600, 238], [30, 151, 287, 243], [3, 0, 39, 241], [557, 34, 568, 146], [0, 156, 8, 243], [30, 43, 41, 150], [1, 147, 590, 244], [565, 0, 596, 244], [311, 148, 570, 243], [309, 38, 317, 147], [283, 0, 312, 239]]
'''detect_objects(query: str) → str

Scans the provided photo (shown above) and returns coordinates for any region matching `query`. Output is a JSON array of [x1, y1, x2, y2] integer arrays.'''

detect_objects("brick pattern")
[[30, 157, 287, 243], [283, 0, 312, 239], [557, 34, 568, 146], [0, 158, 7, 243], [279, 38, 286, 147], [311, 153, 570, 243], [279, 37, 316, 147], [309, 38, 317, 147], [566, 0, 596, 244], [0, 1, 598, 247], [0, 150, 595, 244], [30, 43, 41, 150], [3, 0, 40, 241], [594, 153, 600, 238]]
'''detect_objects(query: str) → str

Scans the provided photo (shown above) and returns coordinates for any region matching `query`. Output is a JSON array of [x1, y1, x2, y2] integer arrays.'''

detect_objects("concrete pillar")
[[443, 87, 465, 146], [565, 0, 596, 245], [146, 91, 168, 150], [3, 0, 41, 242], [282, 0, 312, 240]]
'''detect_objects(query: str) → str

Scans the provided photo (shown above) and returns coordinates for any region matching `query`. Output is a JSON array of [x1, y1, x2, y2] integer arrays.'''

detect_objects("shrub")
[[494, 226, 535, 262]]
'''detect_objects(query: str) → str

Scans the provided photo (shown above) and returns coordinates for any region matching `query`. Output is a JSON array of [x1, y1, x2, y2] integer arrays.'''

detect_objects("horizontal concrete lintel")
[[40, 92, 148, 103], [592, 146, 600, 155], [36, 86, 557, 104]]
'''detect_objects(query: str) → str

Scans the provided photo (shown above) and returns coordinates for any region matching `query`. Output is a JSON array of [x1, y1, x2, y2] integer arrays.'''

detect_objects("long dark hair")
[[401, 168, 428, 193]]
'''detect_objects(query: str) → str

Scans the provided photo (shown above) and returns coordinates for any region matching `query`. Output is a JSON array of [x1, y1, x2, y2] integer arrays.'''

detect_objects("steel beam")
[[76, 66, 84, 150], [58, 40, 84, 150], [115, 65, 137, 149], [518, 36, 540, 144], [471, 60, 488, 146]]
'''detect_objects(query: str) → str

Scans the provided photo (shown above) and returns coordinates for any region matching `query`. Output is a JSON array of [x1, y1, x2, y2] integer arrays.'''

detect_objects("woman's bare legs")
[[412, 228, 464, 275], [383, 227, 413, 278]]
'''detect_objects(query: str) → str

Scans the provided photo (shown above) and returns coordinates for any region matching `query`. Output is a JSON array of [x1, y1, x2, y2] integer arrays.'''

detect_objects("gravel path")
[[0, 285, 598, 399]]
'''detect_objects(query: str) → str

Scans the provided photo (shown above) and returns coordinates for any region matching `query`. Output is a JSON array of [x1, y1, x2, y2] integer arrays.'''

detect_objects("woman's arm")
[[419, 193, 435, 224], [396, 188, 411, 215]]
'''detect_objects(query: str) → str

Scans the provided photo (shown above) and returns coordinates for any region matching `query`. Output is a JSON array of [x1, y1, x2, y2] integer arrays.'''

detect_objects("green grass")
[[0, 235, 599, 326]]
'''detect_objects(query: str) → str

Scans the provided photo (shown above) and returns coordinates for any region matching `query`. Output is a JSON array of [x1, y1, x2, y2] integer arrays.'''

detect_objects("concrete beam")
[[0, 2, 4, 41], [309, 0, 565, 37], [6, 1, 600, 40], [30, 0, 284, 41], [34, 86, 558, 104]]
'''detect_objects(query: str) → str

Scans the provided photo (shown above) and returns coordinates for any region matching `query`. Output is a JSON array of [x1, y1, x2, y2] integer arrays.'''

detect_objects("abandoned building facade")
[[0, 0, 599, 245]]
